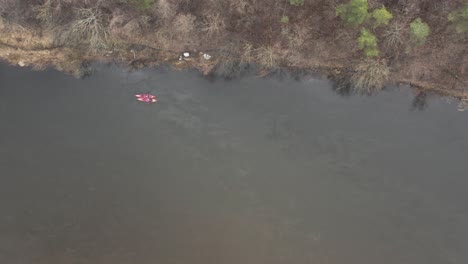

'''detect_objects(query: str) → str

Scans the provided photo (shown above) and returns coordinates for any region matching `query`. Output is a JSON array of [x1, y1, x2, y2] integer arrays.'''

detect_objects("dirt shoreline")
[[1, 28, 467, 101]]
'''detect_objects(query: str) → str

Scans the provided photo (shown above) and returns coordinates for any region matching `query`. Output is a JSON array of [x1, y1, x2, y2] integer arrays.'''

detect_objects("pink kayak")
[[137, 97, 157, 103], [135, 94, 156, 99], [135, 93, 157, 103]]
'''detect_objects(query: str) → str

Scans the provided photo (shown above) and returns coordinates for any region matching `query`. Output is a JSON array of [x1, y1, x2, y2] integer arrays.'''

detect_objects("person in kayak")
[[135, 92, 157, 103], [144, 94, 152, 102]]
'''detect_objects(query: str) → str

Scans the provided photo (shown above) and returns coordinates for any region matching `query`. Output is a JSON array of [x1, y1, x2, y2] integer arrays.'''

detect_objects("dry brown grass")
[[288, 24, 311, 49], [153, 0, 176, 22], [255, 44, 282, 68], [149, 13, 198, 51], [351, 59, 391, 94], [0, 17, 54, 49], [230, 0, 254, 15], [172, 13, 196, 37], [152, 29, 173, 49], [241, 42, 254, 62], [165, 13, 199, 49], [201, 12, 226, 38], [279, 24, 311, 67], [334, 28, 355, 48]]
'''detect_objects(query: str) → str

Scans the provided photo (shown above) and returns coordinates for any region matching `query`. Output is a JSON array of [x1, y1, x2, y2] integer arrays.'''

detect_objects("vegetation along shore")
[[0, 0, 467, 100]]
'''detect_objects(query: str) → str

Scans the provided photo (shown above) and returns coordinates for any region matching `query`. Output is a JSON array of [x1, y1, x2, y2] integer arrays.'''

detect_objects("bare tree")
[[384, 21, 406, 52], [56, 7, 110, 53]]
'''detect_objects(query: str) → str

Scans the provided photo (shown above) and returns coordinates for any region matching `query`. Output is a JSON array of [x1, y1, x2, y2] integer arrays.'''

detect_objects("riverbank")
[[0, 0, 467, 102]]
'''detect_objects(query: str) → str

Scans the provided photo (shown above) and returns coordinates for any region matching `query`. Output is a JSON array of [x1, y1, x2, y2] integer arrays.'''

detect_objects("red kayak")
[[135, 93, 157, 103]]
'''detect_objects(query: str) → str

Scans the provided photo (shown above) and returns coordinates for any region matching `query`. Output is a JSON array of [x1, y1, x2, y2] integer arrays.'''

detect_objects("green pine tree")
[[372, 6, 392, 28], [336, 0, 369, 27], [410, 18, 430, 45], [448, 3, 468, 33], [358, 28, 379, 57]]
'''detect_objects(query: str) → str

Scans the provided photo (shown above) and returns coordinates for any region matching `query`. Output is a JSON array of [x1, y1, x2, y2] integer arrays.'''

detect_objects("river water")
[[1, 64, 467, 264]]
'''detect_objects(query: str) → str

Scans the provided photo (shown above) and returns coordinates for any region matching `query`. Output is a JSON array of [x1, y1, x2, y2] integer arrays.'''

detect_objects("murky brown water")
[[1, 64, 468, 264]]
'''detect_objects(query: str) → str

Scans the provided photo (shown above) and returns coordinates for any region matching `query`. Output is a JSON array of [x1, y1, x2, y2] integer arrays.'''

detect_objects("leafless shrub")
[[201, 12, 225, 38], [384, 22, 406, 52], [109, 8, 130, 30], [118, 16, 150, 39], [57, 7, 110, 53], [351, 59, 391, 94], [154, 0, 176, 23], [230, 0, 253, 15], [204, 0, 228, 12], [33, 0, 55, 27], [255, 44, 281, 68], [399, 1, 420, 17], [33, 0, 71, 28]]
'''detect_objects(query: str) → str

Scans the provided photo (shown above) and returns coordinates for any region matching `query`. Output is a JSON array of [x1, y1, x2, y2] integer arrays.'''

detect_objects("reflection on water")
[[0, 64, 468, 264], [410, 91, 429, 111]]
